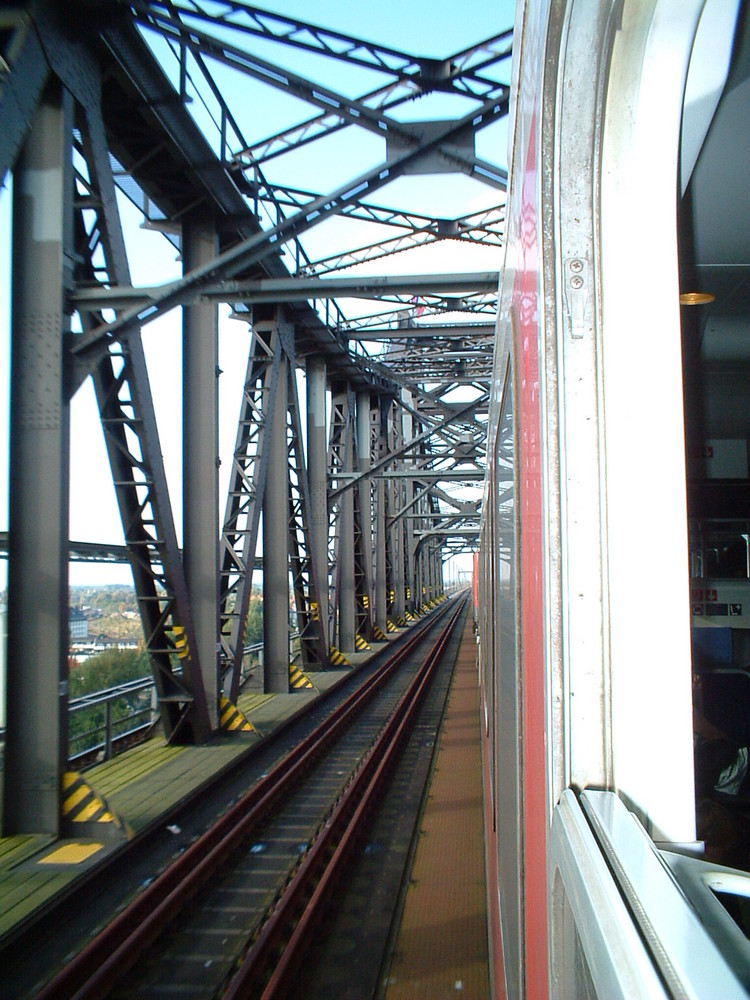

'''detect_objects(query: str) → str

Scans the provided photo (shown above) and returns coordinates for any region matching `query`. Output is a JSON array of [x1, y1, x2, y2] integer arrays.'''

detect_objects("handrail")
[[0, 643, 268, 761]]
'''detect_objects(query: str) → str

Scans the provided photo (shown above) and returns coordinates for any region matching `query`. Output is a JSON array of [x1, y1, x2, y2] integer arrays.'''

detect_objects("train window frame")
[[596, 0, 705, 844]]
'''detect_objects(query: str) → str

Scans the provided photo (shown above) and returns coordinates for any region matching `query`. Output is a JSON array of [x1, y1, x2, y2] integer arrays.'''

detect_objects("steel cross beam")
[[295, 204, 506, 276], [345, 322, 496, 341], [328, 394, 489, 502], [134, 5, 508, 187], [70, 92, 509, 363], [131, 0, 513, 167], [133, 1, 513, 95], [230, 48, 511, 167], [243, 183, 506, 236], [71, 272, 499, 310], [338, 295, 498, 335], [137, 10, 422, 144], [133, 1, 424, 78], [357, 470, 484, 481]]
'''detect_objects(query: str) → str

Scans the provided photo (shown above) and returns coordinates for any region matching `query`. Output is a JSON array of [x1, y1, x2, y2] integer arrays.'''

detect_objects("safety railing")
[[0, 642, 267, 765]]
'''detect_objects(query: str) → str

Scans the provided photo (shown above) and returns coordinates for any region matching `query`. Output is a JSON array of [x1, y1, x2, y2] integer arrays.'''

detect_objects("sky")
[[0, 1, 515, 587]]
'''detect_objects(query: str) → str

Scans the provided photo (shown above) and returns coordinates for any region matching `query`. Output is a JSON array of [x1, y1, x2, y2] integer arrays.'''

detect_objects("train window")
[[709, 888, 750, 939], [680, 0, 750, 881], [691, 524, 750, 580]]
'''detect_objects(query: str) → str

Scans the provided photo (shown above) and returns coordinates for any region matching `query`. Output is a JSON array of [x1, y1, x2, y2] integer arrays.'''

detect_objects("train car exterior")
[[478, 1, 750, 997]]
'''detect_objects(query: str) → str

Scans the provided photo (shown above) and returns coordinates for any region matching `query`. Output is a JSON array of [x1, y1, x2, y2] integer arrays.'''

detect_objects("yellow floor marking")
[[38, 842, 104, 865]]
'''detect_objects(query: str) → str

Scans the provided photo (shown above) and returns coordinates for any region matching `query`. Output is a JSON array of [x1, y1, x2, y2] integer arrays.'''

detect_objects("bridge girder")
[[0, 0, 510, 833]]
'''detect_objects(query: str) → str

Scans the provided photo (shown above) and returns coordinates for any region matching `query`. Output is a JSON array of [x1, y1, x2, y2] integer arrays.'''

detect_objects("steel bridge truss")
[[0, 0, 509, 835]]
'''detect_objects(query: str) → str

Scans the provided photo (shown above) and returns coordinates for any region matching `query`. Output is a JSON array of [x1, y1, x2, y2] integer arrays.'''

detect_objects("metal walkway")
[[384, 609, 489, 999]]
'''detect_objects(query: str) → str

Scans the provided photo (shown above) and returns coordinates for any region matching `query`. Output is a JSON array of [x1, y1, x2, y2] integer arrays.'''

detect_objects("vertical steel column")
[[375, 476, 387, 630], [432, 540, 443, 598], [182, 213, 220, 729], [374, 398, 389, 632], [391, 403, 405, 623], [286, 355, 329, 671], [422, 526, 432, 604], [382, 399, 398, 625], [356, 391, 374, 629], [306, 355, 328, 642], [424, 542, 433, 604], [263, 345, 290, 692], [356, 391, 373, 598], [338, 393, 355, 653], [4, 84, 72, 835], [416, 543, 427, 610], [401, 390, 416, 613]]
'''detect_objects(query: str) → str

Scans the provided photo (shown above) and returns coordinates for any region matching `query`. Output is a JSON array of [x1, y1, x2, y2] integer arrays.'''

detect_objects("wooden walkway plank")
[[0, 836, 53, 865]]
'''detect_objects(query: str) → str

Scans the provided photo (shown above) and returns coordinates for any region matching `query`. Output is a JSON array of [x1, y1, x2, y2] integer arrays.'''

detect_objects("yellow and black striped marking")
[[173, 624, 189, 659], [362, 594, 370, 608], [219, 696, 257, 733], [289, 664, 316, 690], [310, 600, 320, 621], [329, 646, 351, 667], [355, 634, 371, 651], [386, 619, 398, 633], [62, 771, 126, 834], [397, 615, 406, 627], [372, 625, 387, 640]]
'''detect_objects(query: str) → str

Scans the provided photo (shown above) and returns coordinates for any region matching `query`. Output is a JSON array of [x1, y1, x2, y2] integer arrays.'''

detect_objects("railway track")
[[34, 596, 465, 999]]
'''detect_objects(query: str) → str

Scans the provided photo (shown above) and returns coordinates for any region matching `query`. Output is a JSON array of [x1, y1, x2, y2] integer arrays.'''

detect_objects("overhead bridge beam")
[[336, 470, 486, 481], [346, 323, 495, 340], [71, 272, 500, 311]]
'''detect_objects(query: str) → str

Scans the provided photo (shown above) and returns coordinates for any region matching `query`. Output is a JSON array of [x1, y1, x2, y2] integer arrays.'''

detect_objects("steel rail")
[[223, 596, 466, 999], [34, 601, 456, 1000]]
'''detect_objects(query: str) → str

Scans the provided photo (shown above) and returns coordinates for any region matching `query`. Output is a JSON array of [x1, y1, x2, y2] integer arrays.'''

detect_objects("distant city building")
[[70, 607, 88, 641]]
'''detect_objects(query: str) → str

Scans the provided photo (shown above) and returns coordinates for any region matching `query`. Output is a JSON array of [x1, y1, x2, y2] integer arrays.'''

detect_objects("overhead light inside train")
[[679, 291, 716, 305]]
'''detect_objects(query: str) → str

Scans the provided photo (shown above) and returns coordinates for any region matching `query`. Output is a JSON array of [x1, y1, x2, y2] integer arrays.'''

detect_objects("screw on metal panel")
[[569, 258, 584, 272], [570, 275, 584, 289]]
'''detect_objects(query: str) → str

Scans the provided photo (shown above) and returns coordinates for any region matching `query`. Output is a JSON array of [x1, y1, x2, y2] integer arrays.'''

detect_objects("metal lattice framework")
[[285, 355, 329, 672], [219, 322, 281, 700], [0, 0, 510, 833], [73, 82, 212, 743]]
